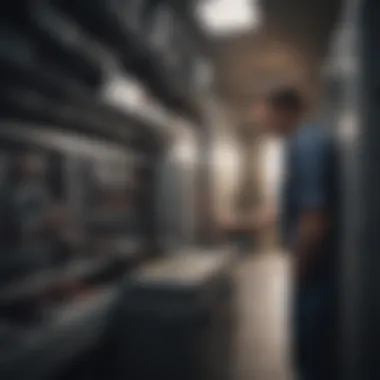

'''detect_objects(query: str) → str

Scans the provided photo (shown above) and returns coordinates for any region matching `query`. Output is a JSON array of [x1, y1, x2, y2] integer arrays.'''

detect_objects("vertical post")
[[139, 145, 164, 257], [340, 0, 380, 379], [196, 112, 215, 246], [195, 56, 220, 245], [194, 61, 218, 246]]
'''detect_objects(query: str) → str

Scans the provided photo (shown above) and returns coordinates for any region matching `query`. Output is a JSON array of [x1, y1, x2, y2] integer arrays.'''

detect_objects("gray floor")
[[234, 251, 293, 380]]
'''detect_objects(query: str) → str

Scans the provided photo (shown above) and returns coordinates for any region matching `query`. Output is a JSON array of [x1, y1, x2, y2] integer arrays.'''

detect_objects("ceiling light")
[[197, 0, 262, 36]]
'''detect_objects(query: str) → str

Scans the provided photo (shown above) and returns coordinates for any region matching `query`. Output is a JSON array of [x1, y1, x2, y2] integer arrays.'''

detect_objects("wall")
[[212, 132, 242, 223]]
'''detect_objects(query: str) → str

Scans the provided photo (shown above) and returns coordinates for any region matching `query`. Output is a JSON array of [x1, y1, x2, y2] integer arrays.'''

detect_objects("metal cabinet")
[[103, 250, 236, 380]]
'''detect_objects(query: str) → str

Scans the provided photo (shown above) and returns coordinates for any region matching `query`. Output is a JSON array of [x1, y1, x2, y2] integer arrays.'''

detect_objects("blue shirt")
[[281, 124, 340, 284]]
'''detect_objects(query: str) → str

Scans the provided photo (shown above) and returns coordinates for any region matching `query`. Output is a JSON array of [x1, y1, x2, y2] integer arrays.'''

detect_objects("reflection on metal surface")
[[103, 74, 169, 127], [133, 249, 232, 285], [338, 110, 358, 143]]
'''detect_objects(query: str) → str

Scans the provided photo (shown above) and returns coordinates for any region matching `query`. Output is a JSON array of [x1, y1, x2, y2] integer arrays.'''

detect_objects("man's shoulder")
[[292, 124, 334, 154], [297, 123, 331, 141]]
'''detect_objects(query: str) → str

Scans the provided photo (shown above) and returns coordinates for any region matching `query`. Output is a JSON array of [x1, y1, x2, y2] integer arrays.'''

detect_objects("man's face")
[[268, 106, 301, 137]]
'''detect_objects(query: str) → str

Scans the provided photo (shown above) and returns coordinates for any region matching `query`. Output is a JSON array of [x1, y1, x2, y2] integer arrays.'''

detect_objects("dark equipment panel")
[[102, 252, 235, 380], [0, 126, 160, 380], [0, 0, 213, 378]]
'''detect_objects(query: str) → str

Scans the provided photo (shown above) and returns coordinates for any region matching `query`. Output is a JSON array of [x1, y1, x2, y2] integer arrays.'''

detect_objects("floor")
[[234, 251, 293, 380]]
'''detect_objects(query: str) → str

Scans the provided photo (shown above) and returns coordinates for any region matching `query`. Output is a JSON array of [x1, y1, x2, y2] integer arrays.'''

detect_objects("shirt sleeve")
[[294, 135, 332, 211]]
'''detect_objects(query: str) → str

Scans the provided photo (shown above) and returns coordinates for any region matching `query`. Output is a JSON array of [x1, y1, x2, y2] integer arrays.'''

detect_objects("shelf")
[[55, 0, 205, 124], [0, 75, 170, 151], [0, 239, 142, 304], [0, 0, 207, 132]]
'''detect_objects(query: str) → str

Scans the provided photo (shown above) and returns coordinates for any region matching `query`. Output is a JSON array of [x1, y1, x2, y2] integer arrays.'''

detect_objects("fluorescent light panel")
[[197, 0, 261, 35]]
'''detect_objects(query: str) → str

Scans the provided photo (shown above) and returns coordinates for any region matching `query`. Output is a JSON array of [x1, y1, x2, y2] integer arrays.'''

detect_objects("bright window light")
[[197, 0, 261, 36]]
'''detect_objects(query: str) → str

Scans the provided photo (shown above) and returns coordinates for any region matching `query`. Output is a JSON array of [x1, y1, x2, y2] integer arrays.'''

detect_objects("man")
[[266, 87, 340, 380]]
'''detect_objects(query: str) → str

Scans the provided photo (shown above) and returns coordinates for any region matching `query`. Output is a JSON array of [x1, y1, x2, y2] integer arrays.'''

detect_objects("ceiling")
[[209, 0, 344, 125]]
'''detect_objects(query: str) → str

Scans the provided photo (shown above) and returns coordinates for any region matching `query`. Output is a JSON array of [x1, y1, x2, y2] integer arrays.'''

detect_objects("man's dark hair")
[[269, 87, 305, 113]]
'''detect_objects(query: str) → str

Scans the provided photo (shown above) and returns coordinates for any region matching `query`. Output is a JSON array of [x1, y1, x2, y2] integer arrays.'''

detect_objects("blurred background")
[[0, 0, 373, 379]]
